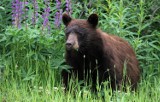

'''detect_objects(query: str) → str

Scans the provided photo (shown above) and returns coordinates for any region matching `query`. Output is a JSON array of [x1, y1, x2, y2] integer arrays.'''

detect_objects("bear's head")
[[62, 13, 99, 52]]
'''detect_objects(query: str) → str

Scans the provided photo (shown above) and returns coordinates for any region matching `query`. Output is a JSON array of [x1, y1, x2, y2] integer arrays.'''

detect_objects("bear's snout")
[[66, 42, 74, 50], [66, 34, 79, 50]]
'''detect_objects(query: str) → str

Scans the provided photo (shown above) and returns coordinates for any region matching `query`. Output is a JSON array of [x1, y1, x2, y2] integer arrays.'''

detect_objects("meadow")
[[0, 0, 160, 101]]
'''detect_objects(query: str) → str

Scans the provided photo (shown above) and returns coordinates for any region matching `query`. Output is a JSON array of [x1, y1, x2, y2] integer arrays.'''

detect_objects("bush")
[[0, 26, 67, 85]]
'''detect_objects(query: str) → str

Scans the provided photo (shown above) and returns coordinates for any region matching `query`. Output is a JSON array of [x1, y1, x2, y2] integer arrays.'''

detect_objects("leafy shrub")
[[0, 26, 67, 85]]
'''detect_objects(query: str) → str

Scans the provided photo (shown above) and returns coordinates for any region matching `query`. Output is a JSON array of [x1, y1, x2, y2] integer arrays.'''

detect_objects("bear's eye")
[[65, 31, 70, 36], [65, 32, 69, 36]]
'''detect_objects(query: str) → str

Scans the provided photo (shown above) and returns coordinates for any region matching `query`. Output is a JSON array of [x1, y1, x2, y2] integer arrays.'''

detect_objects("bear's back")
[[98, 30, 140, 89]]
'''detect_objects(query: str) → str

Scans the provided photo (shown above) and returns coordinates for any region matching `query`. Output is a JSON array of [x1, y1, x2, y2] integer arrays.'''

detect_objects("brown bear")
[[62, 13, 140, 91]]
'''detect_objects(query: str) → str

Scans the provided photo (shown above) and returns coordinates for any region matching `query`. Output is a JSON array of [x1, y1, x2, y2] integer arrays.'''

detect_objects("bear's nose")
[[66, 42, 73, 50]]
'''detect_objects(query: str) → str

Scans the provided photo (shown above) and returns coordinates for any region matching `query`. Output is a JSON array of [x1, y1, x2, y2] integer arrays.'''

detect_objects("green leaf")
[[0, 6, 5, 10], [149, 42, 160, 51]]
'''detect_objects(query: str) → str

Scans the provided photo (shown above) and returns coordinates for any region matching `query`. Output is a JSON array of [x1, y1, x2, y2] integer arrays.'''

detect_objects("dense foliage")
[[0, 0, 160, 101]]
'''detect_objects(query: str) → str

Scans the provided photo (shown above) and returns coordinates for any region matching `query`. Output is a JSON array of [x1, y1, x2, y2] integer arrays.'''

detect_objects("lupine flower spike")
[[32, 0, 39, 27], [66, 0, 72, 15], [42, 0, 50, 33], [12, 0, 23, 28], [55, 0, 62, 28]]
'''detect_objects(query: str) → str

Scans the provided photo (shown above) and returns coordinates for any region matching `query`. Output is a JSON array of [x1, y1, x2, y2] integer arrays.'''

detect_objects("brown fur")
[[62, 13, 140, 91]]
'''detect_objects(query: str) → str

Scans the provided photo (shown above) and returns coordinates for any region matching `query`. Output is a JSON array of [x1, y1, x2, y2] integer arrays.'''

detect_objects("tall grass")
[[0, 0, 160, 101], [1, 67, 160, 101]]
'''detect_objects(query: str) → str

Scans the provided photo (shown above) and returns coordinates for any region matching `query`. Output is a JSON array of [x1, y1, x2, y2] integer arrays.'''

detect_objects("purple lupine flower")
[[12, 0, 27, 28], [42, 7, 50, 27], [65, 0, 72, 15], [12, 0, 22, 28], [55, 0, 62, 28], [42, 0, 51, 33], [32, 0, 39, 26]]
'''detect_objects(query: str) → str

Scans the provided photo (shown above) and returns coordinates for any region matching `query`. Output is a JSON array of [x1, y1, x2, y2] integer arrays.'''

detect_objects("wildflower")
[[55, 0, 62, 28], [65, 0, 72, 15], [42, 7, 50, 27], [12, 0, 23, 28], [12, 0, 28, 28], [42, 0, 50, 33], [32, 0, 39, 26]]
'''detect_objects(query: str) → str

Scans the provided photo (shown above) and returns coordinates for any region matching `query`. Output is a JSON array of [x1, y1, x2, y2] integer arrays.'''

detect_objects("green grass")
[[1, 69, 160, 102]]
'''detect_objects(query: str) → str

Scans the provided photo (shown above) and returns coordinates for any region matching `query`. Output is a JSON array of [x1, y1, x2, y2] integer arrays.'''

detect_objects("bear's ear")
[[62, 13, 72, 26], [87, 14, 98, 27]]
